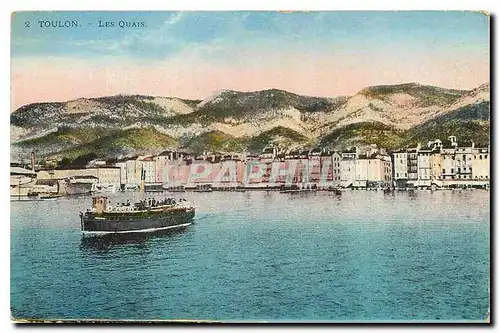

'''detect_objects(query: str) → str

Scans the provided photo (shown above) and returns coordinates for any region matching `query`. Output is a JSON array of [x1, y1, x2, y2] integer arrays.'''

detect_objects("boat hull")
[[81, 209, 195, 234], [10, 176, 37, 197], [60, 181, 93, 195]]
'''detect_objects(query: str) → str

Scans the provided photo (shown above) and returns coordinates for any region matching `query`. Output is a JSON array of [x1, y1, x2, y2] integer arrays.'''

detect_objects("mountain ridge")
[[11, 82, 490, 162]]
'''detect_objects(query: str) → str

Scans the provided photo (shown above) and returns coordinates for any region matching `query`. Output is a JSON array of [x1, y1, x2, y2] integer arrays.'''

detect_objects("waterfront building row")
[[392, 136, 490, 188], [34, 136, 489, 189], [35, 149, 394, 188]]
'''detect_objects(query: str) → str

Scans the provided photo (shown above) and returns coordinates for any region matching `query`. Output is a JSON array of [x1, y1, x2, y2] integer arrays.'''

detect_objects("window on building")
[[442, 168, 445, 173], [458, 168, 461, 173], [451, 168, 454, 173], [485, 155, 488, 159], [480, 155, 483, 160]]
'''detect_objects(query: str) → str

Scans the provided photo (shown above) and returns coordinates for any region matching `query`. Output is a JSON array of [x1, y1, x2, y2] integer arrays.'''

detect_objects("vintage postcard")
[[10, 11, 490, 323]]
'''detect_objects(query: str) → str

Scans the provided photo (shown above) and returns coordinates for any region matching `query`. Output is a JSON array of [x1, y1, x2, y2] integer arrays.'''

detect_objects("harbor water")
[[11, 190, 490, 322]]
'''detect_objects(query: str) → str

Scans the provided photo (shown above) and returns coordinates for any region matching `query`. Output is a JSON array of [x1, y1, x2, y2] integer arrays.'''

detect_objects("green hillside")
[[405, 121, 490, 147], [183, 130, 246, 154], [320, 122, 406, 150], [51, 127, 178, 160], [11, 83, 490, 159], [319, 99, 490, 150], [359, 83, 466, 107], [247, 126, 309, 153], [404, 101, 490, 146], [15, 126, 112, 148]]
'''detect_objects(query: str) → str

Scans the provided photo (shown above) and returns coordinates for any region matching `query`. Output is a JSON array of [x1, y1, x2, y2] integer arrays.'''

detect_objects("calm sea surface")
[[11, 190, 490, 322]]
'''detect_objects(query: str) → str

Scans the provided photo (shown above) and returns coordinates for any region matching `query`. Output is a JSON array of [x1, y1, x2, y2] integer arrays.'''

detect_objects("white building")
[[407, 144, 420, 180], [417, 149, 432, 181], [332, 152, 341, 183], [355, 154, 392, 187], [472, 145, 490, 180], [136, 158, 156, 184], [455, 142, 474, 180], [340, 148, 358, 186], [154, 151, 186, 184], [125, 160, 139, 185], [37, 167, 121, 186], [115, 161, 127, 186], [392, 150, 408, 180]]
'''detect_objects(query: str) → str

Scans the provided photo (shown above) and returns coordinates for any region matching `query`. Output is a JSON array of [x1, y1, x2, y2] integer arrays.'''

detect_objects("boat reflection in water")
[[80, 225, 191, 251]]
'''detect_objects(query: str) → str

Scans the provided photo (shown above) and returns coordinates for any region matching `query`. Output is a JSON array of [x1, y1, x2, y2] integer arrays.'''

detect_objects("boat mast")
[[140, 166, 145, 193]]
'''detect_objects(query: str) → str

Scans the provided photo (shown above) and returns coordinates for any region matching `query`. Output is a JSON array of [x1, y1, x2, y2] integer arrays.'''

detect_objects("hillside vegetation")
[[11, 82, 490, 163]]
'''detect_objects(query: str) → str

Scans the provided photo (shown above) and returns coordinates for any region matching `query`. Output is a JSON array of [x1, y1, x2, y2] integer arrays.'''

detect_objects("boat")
[[194, 184, 213, 193], [327, 187, 342, 195], [27, 192, 63, 200], [144, 184, 165, 193], [80, 196, 195, 235], [59, 176, 97, 195], [166, 186, 186, 192], [279, 184, 316, 194], [383, 187, 394, 194], [163, 183, 186, 192], [39, 194, 64, 200], [91, 183, 117, 193], [280, 189, 317, 194], [123, 184, 140, 192], [10, 166, 37, 199]]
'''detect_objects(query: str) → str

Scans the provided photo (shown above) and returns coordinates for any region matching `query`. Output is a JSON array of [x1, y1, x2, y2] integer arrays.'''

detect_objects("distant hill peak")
[[475, 82, 490, 92], [197, 89, 237, 108], [358, 82, 467, 96]]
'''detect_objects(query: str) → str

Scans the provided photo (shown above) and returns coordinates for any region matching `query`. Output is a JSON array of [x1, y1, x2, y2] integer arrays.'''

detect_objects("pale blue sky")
[[11, 11, 490, 108], [12, 11, 489, 60]]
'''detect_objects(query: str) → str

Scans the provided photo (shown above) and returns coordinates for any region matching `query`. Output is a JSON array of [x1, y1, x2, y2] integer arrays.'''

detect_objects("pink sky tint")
[[11, 52, 489, 110]]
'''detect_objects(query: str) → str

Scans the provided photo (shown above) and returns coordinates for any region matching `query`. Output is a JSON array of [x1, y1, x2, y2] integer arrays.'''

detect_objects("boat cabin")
[[92, 196, 109, 214]]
